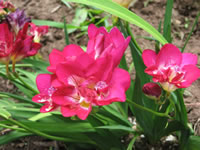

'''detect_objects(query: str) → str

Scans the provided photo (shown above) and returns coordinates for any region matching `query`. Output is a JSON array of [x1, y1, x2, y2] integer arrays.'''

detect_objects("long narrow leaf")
[[0, 131, 32, 145], [163, 0, 173, 43], [62, 0, 168, 44]]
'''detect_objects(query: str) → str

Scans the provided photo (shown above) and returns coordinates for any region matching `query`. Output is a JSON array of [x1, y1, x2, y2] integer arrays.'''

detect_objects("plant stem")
[[0, 64, 33, 69], [0, 123, 26, 132], [182, 12, 200, 52], [126, 99, 172, 119], [5, 61, 9, 76], [168, 93, 177, 118], [12, 59, 16, 73]]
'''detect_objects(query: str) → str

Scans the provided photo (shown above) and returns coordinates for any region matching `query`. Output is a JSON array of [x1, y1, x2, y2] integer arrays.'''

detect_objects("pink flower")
[[29, 23, 48, 43], [142, 82, 162, 100], [142, 44, 200, 92], [87, 24, 130, 67], [0, 23, 14, 63], [34, 43, 131, 120], [32, 74, 58, 112]]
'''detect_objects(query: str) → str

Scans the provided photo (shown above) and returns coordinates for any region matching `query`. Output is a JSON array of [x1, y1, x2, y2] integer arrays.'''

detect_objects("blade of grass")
[[63, 17, 70, 45], [182, 12, 200, 52], [163, 0, 173, 43]]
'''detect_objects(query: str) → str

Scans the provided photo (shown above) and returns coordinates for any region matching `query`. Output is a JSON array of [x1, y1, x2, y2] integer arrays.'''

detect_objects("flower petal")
[[52, 87, 75, 105], [96, 68, 130, 105], [86, 55, 114, 82], [142, 49, 157, 67], [47, 49, 64, 72], [181, 53, 198, 66], [109, 27, 125, 47], [77, 105, 92, 120], [62, 44, 84, 57], [61, 105, 77, 117], [179, 65, 200, 88], [32, 94, 48, 103], [87, 24, 99, 39], [40, 103, 57, 113], [156, 44, 182, 67], [36, 74, 52, 94]]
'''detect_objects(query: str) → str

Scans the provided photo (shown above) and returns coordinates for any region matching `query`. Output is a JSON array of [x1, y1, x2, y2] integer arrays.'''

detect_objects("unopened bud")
[[142, 83, 162, 100], [112, 0, 133, 8]]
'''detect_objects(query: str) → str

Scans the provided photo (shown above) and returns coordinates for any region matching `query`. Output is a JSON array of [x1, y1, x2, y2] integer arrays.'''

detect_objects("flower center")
[[159, 65, 186, 92], [68, 75, 109, 105]]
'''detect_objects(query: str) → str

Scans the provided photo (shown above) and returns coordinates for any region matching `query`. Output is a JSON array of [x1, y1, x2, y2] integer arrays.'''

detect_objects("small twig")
[[51, 5, 61, 13], [185, 103, 200, 107], [194, 118, 200, 135]]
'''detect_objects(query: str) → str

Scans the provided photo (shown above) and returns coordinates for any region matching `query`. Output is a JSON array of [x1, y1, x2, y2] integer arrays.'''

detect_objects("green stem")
[[13, 72, 39, 94], [5, 61, 9, 76], [12, 59, 16, 73], [126, 99, 172, 119], [182, 12, 200, 52], [168, 94, 177, 118], [0, 123, 26, 132], [125, 22, 142, 53], [0, 64, 33, 69]]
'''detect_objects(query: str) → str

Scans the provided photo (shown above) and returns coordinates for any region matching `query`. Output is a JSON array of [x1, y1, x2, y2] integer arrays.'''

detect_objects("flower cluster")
[[33, 24, 131, 120], [0, 1, 48, 73], [142, 44, 200, 92]]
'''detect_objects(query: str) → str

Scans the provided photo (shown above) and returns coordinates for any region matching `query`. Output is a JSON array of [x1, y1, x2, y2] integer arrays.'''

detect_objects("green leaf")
[[63, 17, 70, 45], [0, 108, 11, 119], [0, 91, 41, 106], [185, 136, 200, 150], [72, 8, 88, 26], [22, 58, 49, 72], [0, 131, 32, 145], [20, 121, 95, 134], [87, 115, 124, 150], [96, 125, 134, 133], [62, 0, 167, 44], [163, 0, 173, 43], [182, 12, 200, 52], [32, 19, 80, 34], [127, 135, 139, 150]]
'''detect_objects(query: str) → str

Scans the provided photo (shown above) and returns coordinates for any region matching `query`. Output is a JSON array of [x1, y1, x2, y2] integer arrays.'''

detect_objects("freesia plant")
[[0, 0, 200, 150]]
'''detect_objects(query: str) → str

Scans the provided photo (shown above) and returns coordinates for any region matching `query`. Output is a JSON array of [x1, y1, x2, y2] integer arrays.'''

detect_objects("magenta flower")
[[87, 24, 130, 67], [32, 74, 58, 112], [34, 43, 130, 120], [29, 23, 48, 43], [143, 82, 162, 100], [142, 44, 200, 92]]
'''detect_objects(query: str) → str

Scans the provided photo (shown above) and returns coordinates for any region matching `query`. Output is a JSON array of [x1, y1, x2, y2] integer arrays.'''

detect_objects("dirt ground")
[[0, 0, 200, 149]]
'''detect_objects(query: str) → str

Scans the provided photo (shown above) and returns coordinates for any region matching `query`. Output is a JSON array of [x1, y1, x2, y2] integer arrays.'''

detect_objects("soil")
[[0, 0, 200, 149]]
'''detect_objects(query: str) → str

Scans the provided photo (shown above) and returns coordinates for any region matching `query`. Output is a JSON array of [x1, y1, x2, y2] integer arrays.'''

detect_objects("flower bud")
[[6, 9, 31, 34], [142, 82, 162, 100], [112, 0, 133, 8]]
